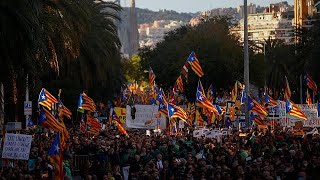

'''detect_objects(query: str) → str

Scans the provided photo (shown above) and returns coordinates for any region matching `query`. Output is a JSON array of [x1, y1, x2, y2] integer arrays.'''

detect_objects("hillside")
[[135, 8, 195, 24]]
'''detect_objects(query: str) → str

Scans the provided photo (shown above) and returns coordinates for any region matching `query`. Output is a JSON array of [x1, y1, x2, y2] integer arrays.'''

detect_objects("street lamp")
[[244, 0, 250, 128]]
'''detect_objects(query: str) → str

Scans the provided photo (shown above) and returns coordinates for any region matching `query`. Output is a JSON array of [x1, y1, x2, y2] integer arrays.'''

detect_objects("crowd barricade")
[[73, 155, 90, 174]]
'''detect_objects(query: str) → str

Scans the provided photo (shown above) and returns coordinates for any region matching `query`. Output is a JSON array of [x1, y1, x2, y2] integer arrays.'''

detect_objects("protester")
[[2, 124, 320, 180]]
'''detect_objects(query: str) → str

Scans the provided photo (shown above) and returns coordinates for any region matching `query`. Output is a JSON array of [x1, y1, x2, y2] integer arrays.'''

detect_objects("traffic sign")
[[24, 101, 32, 115]]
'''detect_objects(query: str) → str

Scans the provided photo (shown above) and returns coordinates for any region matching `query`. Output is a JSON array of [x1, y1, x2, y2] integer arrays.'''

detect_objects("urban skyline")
[[133, 0, 294, 13]]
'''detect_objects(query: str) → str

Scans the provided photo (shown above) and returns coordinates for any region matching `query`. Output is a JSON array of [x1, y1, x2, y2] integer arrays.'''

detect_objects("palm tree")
[[0, 0, 123, 121]]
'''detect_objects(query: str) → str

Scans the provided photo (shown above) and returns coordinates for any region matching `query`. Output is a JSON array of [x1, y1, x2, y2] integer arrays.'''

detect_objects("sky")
[[127, 0, 294, 13]]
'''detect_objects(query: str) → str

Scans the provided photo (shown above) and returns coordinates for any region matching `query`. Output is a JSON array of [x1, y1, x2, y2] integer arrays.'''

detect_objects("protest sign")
[[205, 130, 216, 138], [193, 130, 202, 137], [114, 107, 126, 124], [278, 103, 320, 127], [2, 133, 32, 160], [178, 120, 185, 129], [126, 105, 166, 129]]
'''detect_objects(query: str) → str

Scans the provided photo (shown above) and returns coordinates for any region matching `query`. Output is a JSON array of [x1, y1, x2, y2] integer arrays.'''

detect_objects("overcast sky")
[[125, 0, 294, 13]]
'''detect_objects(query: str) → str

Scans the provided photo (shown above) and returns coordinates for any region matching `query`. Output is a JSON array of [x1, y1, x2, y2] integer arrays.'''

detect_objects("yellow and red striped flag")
[[48, 134, 64, 180], [149, 67, 156, 85], [58, 99, 72, 119], [187, 51, 204, 77], [175, 75, 184, 92], [196, 80, 219, 115], [38, 88, 58, 110], [248, 96, 268, 117], [265, 95, 278, 107], [231, 81, 239, 102], [305, 73, 317, 93], [78, 93, 96, 112], [286, 99, 307, 120], [39, 108, 64, 133], [284, 76, 291, 99], [196, 109, 206, 126], [167, 103, 188, 123]]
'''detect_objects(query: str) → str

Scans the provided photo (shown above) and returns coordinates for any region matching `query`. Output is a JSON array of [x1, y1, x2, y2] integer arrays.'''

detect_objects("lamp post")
[[244, 0, 250, 128], [263, 41, 267, 94]]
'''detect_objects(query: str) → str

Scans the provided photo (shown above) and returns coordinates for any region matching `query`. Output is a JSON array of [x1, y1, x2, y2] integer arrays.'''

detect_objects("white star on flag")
[[171, 108, 175, 112], [160, 104, 164, 108], [42, 95, 46, 100], [54, 144, 60, 153]]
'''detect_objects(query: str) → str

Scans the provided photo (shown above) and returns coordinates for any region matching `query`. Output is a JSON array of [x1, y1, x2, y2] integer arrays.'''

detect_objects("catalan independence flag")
[[175, 75, 184, 92], [58, 99, 72, 119], [187, 51, 204, 77], [196, 80, 219, 115], [48, 134, 63, 180], [286, 99, 307, 120], [87, 115, 102, 133], [248, 96, 268, 117], [115, 120, 128, 136], [250, 113, 266, 126], [265, 95, 278, 107], [39, 108, 64, 133], [196, 109, 206, 126], [156, 88, 167, 104], [305, 73, 317, 93], [158, 101, 168, 117], [38, 88, 58, 110], [231, 81, 239, 102], [167, 103, 188, 123], [284, 76, 291, 99], [78, 93, 96, 112], [149, 67, 156, 85]]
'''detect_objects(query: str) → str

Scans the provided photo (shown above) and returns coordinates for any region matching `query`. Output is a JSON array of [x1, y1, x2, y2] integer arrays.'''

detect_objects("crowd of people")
[[2, 123, 320, 180]]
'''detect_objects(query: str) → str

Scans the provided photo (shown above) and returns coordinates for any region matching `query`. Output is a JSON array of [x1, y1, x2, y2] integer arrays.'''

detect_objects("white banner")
[[273, 102, 320, 127], [178, 120, 184, 129], [126, 105, 166, 129], [193, 130, 202, 137], [2, 133, 33, 160]]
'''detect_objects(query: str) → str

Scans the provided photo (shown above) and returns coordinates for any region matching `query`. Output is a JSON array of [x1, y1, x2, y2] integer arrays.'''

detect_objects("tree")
[[139, 17, 265, 101], [0, 0, 123, 121], [123, 55, 146, 82]]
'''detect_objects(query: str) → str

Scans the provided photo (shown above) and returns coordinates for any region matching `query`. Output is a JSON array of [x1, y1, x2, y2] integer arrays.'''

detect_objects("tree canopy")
[[0, 0, 123, 121], [139, 17, 265, 100]]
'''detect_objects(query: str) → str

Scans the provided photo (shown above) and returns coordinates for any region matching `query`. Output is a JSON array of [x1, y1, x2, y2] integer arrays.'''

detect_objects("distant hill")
[[134, 8, 195, 24]]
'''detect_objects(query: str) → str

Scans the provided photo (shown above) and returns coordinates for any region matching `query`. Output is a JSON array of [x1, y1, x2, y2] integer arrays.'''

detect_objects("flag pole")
[[313, 92, 315, 104], [244, 0, 250, 128]]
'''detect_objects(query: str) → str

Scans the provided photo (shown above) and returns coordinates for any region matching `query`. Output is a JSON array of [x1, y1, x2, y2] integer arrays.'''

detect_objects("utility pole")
[[263, 42, 267, 94], [26, 75, 29, 129], [0, 83, 4, 127], [244, 0, 250, 128]]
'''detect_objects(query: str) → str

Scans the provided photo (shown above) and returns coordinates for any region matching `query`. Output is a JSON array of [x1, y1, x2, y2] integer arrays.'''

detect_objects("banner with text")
[[114, 107, 126, 124], [268, 101, 320, 127], [2, 133, 33, 160], [126, 105, 166, 129]]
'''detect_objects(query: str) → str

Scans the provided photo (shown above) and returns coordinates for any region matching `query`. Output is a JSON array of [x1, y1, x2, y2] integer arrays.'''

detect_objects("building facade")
[[234, 12, 294, 44], [294, 0, 316, 28]]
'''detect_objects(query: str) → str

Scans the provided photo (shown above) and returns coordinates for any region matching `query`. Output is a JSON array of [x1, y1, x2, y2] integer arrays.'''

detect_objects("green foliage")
[[139, 17, 265, 101], [122, 55, 146, 82], [0, 0, 123, 120], [135, 8, 194, 24]]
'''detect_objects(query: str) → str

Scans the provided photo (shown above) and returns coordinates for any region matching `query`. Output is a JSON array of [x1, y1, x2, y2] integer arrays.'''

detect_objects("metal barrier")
[[73, 155, 90, 174]]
